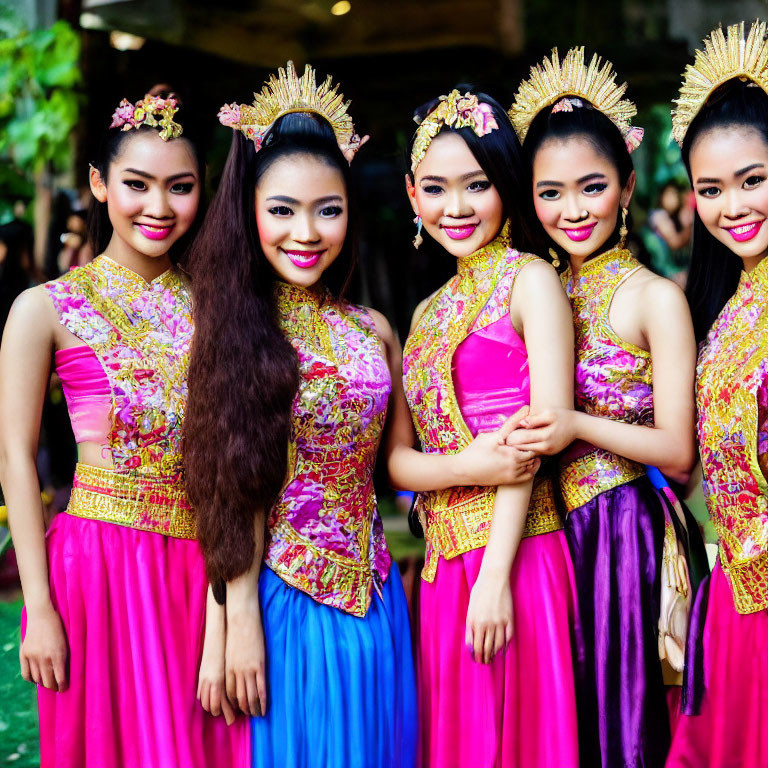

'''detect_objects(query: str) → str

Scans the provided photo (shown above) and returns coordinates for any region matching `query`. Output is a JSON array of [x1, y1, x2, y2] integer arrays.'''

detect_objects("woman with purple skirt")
[[508, 48, 705, 767]]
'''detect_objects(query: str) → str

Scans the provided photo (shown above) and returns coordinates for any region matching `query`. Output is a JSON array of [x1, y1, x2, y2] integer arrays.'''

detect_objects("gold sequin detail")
[[559, 448, 645, 512], [66, 463, 195, 539], [418, 476, 563, 583]]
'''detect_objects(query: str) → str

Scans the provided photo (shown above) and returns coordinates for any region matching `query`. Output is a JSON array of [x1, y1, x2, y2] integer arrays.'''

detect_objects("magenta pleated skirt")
[[666, 562, 768, 768], [418, 531, 579, 768], [29, 512, 250, 768]]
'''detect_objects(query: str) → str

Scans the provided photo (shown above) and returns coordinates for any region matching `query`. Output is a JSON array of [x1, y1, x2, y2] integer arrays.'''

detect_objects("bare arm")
[[514, 276, 697, 481], [467, 260, 574, 664], [225, 511, 267, 717], [376, 309, 537, 493], [0, 287, 68, 691], [198, 585, 237, 724]]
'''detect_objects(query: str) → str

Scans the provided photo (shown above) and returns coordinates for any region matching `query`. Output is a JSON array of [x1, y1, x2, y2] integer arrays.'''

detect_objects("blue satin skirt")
[[251, 565, 418, 768]]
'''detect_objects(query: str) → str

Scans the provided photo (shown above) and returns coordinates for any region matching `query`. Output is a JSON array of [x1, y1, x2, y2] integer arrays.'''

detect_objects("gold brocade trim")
[[404, 226, 536, 455], [420, 477, 564, 583], [559, 448, 645, 512], [563, 247, 652, 363], [721, 550, 768, 614], [267, 517, 378, 617], [66, 463, 195, 539]]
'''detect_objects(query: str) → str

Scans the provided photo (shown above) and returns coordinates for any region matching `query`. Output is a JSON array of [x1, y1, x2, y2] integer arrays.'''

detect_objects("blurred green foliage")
[[0, 6, 81, 224], [0, 600, 39, 768]]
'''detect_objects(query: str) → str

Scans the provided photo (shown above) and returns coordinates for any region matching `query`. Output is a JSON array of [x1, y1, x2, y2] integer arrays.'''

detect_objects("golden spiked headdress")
[[509, 47, 643, 152], [218, 61, 361, 157], [410, 90, 499, 172], [672, 20, 768, 146], [109, 94, 183, 141]]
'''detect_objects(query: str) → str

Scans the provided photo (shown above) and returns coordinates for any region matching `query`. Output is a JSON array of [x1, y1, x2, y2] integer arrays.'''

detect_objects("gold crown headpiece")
[[509, 47, 643, 153], [672, 20, 768, 146], [109, 94, 183, 141], [410, 90, 499, 172], [218, 61, 361, 158]]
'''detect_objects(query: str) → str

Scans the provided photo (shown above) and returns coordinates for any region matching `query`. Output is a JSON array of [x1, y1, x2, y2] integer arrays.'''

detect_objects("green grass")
[[0, 600, 39, 768]]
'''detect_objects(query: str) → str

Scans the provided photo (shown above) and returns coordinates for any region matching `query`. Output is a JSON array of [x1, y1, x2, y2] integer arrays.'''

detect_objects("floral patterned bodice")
[[697, 256, 768, 614], [562, 247, 653, 426], [45, 256, 192, 480], [264, 282, 392, 617]]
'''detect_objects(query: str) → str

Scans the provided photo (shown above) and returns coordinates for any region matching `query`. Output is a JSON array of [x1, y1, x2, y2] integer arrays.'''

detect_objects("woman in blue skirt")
[[183, 62, 417, 768]]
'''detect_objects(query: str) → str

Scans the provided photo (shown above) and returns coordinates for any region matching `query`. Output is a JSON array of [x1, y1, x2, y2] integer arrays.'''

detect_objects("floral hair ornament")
[[410, 90, 499, 173], [109, 94, 183, 141], [218, 61, 362, 161], [509, 47, 644, 154], [672, 20, 768, 146]]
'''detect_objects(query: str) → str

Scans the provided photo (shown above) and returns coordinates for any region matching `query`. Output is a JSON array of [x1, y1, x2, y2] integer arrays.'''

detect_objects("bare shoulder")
[[516, 256, 561, 287], [7, 285, 55, 325], [630, 268, 688, 312], [514, 256, 566, 303], [364, 307, 396, 346], [1, 285, 56, 348]]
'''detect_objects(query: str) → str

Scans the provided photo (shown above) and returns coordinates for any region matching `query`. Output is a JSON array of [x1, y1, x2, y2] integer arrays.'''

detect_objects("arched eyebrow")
[[419, 171, 486, 183], [735, 162, 765, 177], [696, 163, 766, 184], [122, 168, 196, 182], [536, 172, 606, 188], [265, 195, 344, 205]]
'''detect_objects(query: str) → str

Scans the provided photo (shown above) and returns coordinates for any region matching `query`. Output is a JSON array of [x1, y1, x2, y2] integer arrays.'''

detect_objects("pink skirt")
[[666, 562, 768, 768], [30, 512, 249, 768], [418, 531, 579, 768]]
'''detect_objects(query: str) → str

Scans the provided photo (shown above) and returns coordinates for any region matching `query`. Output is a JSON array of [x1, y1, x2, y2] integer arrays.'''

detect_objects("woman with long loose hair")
[[183, 62, 417, 768]]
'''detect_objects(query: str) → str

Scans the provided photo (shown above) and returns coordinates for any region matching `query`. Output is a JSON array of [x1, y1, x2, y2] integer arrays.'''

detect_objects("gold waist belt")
[[420, 475, 564, 582], [66, 462, 196, 540], [559, 448, 645, 512]]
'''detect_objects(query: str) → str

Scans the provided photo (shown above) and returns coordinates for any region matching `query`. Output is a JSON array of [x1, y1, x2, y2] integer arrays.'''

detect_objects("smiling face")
[[689, 125, 768, 270], [407, 131, 503, 259], [532, 135, 634, 260], [254, 152, 348, 289], [90, 129, 200, 267]]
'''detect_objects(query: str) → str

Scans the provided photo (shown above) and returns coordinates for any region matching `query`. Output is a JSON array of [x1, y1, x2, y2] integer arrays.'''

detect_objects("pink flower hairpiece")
[[550, 96, 643, 154], [411, 90, 500, 172], [109, 94, 183, 141]]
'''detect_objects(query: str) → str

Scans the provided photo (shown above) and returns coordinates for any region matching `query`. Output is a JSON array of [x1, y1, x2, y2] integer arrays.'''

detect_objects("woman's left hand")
[[198, 607, 237, 725], [465, 570, 514, 665], [506, 408, 576, 456]]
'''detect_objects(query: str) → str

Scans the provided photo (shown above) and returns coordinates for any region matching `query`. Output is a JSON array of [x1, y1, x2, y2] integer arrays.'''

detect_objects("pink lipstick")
[[283, 249, 323, 269], [443, 224, 477, 240], [137, 223, 174, 241], [562, 223, 596, 242], [726, 221, 763, 243]]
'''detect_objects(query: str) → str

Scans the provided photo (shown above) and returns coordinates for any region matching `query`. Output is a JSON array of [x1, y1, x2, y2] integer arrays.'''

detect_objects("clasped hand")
[[503, 407, 575, 456], [456, 406, 541, 486]]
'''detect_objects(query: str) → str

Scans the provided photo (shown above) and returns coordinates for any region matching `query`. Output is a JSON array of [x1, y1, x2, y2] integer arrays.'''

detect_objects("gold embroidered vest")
[[403, 229, 562, 582]]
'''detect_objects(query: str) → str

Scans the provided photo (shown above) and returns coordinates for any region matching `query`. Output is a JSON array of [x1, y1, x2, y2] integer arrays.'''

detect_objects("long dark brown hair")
[[183, 112, 357, 586]]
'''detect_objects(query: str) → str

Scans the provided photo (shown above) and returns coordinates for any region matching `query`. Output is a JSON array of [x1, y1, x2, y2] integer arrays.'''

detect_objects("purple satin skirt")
[[565, 476, 671, 768]]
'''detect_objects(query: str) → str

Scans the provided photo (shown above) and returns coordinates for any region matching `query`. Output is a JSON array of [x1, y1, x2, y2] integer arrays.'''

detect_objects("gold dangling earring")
[[619, 207, 628, 249], [413, 215, 423, 249], [548, 247, 561, 269]]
